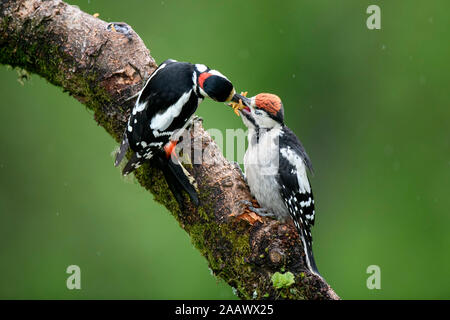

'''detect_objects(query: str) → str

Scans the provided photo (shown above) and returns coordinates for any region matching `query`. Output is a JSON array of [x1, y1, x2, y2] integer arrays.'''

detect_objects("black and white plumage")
[[115, 59, 245, 207], [238, 93, 320, 276]]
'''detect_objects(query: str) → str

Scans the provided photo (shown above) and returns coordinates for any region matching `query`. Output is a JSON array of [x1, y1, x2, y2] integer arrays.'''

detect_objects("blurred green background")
[[1, 0, 449, 299]]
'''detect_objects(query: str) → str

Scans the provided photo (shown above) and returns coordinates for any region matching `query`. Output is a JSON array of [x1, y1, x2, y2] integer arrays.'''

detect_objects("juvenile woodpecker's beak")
[[231, 93, 251, 108]]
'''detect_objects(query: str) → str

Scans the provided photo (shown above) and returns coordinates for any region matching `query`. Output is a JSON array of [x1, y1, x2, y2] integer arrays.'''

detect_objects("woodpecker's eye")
[[254, 109, 263, 116]]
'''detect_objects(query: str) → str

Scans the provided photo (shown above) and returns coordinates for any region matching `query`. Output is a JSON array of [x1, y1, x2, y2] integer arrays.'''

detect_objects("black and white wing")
[[115, 59, 201, 207], [128, 60, 197, 150], [277, 127, 319, 275], [114, 59, 180, 167], [117, 60, 199, 175]]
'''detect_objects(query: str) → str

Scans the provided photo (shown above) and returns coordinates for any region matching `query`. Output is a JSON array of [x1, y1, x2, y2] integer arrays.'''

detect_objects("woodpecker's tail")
[[119, 149, 198, 208], [299, 227, 321, 277], [115, 133, 129, 167], [122, 151, 147, 176], [153, 154, 199, 208]]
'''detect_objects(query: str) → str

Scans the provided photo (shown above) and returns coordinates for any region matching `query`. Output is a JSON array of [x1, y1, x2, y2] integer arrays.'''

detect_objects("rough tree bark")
[[0, 0, 339, 300]]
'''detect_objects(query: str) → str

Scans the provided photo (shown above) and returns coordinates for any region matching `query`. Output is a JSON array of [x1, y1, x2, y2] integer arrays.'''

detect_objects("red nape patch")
[[255, 93, 282, 116], [164, 140, 178, 159], [198, 72, 212, 89]]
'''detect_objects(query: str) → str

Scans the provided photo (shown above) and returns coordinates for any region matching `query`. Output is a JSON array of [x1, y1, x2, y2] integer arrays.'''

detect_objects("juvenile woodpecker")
[[115, 59, 246, 206], [237, 93, 320, 276]]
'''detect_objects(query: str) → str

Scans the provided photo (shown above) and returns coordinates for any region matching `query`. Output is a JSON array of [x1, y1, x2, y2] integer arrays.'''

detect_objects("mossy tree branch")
[[0, 0, 339, 300]]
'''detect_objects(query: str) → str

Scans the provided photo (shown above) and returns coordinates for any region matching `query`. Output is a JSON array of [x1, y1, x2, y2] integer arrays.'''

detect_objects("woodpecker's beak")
[[231, 93, 251, 108]]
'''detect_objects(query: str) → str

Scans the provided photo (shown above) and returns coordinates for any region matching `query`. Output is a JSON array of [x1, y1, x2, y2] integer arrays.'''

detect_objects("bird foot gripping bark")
[[229, 198, 278, 225], [239, 200, 276, 218]]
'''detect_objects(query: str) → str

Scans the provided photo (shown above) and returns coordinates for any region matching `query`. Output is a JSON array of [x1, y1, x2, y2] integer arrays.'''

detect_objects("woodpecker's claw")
[[250, 208, 276, 218], [238, 199, 276, 218]]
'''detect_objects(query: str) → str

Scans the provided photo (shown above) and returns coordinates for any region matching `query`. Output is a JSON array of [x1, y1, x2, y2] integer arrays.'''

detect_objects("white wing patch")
[[280, 146, 311, 194], [150, 90, 192, 132]]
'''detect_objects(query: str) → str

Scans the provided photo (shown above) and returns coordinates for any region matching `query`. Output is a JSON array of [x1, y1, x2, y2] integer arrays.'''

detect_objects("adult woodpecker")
[[115, 59, 247, 207], [235, 93, 320, 276]]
